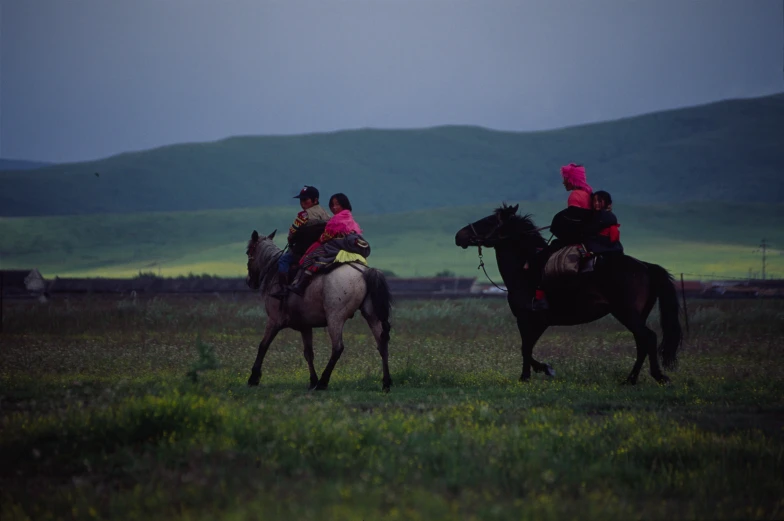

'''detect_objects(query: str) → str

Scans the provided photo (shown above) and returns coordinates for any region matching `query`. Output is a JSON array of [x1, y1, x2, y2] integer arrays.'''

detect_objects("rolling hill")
[[2, 94, 783, 217]]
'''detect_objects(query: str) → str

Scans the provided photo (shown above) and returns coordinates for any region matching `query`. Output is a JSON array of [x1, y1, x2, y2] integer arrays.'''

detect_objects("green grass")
[[1, 297, 783, 520], [1, 201, 783, 279], [2, 93, 783, 217]]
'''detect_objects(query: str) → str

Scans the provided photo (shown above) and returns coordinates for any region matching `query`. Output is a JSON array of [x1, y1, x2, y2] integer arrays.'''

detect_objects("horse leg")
[[362, 309, 392, 392], [314, 321, 346, 391], [612, 310, 669, 385], [301, 328, 319, 390], [248, 322, 282, 386], [532, 355, 556, 377], [517, 318, 549, 382]]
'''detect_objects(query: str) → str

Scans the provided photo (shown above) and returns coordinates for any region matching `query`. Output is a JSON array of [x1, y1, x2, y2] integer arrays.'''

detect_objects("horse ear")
[[511, 204, 519, 214], [268, 229, 277, 240], [251, 230, 259, 241]]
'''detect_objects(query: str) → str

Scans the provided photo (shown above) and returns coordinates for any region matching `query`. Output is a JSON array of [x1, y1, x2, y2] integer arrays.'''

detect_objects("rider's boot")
[[519, 287, 549, 312], [531, 289, 550, 311], [288, 270, 313, 297], [269, 272, 289, 300]]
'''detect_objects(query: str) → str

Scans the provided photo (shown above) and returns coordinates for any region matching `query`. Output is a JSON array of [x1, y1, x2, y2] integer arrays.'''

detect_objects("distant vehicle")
[[482, 286, 507, 294]]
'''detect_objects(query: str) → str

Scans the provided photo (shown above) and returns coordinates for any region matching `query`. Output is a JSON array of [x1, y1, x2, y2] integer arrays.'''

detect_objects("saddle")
[[543, 244, 593, 284]]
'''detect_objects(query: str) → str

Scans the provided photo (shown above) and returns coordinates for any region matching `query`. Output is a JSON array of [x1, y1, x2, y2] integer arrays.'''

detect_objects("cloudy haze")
[[1, 0, 783, 162]]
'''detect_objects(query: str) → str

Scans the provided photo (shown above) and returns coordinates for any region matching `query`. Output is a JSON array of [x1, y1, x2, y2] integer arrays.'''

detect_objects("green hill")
[[1, 202, 782, 279], [2, 94, 783, 217]]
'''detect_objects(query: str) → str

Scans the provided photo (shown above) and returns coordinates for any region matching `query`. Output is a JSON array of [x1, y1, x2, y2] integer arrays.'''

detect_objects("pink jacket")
[[301, 210, 362, 259], [567, 189, 592, 209]]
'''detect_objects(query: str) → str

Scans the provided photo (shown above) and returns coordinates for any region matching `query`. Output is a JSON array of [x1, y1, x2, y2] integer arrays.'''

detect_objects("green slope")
[[2, 94, 783, 217], [1, 202, 782, 280]]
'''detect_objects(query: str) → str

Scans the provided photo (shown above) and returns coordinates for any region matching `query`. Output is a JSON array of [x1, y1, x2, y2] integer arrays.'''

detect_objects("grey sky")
[[1, 0, 782, 163]]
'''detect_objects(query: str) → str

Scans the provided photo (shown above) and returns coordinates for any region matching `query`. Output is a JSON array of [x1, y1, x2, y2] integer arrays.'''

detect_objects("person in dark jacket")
[[585, 190, 623, 255], [270, 185, 330, 299]]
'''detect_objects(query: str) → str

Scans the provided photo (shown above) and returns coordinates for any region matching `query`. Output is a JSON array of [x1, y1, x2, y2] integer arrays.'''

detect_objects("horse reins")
[[476, 245, 508, 292], [470, 223, 551, 293]]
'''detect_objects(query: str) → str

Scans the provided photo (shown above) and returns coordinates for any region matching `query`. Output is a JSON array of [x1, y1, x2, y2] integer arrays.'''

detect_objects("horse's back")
[[545, 254, 651, 324], [322, 264, 367, 319]]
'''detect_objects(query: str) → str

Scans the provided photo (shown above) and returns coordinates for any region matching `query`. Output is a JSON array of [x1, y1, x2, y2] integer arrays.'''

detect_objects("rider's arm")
[[551, 207, 593, 240], [583, 210, 618, 235], [288, 211, 309, 244], [319, 229, 335, 243]]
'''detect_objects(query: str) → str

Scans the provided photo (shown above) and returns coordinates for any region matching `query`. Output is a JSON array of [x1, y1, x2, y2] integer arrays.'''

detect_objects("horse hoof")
[[543, 364, 556, 377], [247, 371, 261, 387], [519, 375, 531, 383], [622, 378, 637, 386], [655, 375, 671, 386]]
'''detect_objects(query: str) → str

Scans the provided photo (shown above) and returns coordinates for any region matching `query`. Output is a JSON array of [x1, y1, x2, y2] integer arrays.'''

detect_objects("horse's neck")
[[495, 241, 534, 288], [257, 244, 282, 292]]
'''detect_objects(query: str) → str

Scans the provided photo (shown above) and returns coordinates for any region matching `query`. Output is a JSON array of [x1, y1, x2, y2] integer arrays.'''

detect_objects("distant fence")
[[2, 274, 483, 300], [2, 272, 784, 300]]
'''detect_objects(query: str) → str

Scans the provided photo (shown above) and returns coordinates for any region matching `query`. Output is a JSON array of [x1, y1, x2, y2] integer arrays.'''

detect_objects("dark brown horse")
[[455, 204, 682, 385]]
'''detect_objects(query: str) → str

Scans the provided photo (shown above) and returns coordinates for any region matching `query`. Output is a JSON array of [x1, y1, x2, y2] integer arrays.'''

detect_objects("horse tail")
[[363, 268, 393, 341], [648, 263, 682, 370]]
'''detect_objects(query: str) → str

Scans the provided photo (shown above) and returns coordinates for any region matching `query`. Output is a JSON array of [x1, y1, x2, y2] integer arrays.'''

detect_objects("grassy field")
[[1, 201, 783, 279], [1, 296, 783, 520]]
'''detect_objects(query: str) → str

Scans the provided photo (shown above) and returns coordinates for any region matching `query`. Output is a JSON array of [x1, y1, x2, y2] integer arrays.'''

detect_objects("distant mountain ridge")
[[2, 93, 783, 217], [0, 158, 50, 171]]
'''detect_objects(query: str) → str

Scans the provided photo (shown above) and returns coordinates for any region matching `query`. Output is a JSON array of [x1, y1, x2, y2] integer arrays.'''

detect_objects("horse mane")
[[247, 235, 283, 293], [245, 238, 256, 257], [494, 204, 548, 247]]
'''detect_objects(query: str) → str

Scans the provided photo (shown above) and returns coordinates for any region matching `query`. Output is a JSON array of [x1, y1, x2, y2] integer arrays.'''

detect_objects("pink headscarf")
[[561, 163, 593, 194]]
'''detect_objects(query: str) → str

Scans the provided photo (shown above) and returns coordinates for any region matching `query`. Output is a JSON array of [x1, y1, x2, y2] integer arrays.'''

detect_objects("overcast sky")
[[1, 0, 783, 163]]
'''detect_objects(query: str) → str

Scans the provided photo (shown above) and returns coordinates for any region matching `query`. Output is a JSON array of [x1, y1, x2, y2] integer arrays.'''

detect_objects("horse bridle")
[[466, 216, 551, 293], [468, 219, 552, 245], [467, 213, 505, 248]]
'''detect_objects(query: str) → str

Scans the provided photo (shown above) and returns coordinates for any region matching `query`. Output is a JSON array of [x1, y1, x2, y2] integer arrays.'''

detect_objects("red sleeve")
[[609, 224, 620, 243]]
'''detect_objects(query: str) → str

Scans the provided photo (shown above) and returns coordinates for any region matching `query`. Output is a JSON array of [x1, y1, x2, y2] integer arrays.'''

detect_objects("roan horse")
[[245, 230, 393, 391], [455, 204, 682, 385]]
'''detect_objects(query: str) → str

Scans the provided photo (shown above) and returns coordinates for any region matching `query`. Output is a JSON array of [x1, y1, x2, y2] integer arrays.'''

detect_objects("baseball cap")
[[293, 185, 319, 200]]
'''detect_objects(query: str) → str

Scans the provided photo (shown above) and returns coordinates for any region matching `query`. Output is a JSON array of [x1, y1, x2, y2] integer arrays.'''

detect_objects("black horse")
[[455, 204, 682, 385]]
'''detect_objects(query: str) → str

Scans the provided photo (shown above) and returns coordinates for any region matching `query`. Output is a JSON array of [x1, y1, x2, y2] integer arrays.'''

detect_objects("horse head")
[[455, 204, 520, 249], [246, 229, 276, 289]]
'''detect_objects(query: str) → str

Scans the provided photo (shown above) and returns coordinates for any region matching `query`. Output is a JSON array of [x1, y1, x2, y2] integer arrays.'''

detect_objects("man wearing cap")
[[270, 186, 331, 299]]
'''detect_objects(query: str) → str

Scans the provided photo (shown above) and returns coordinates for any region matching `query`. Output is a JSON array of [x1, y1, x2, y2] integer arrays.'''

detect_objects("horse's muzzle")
[[455, 229, 475, 249]]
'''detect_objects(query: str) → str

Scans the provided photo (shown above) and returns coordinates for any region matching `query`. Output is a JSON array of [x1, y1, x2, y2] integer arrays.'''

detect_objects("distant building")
[[0, 269, 47, 298]]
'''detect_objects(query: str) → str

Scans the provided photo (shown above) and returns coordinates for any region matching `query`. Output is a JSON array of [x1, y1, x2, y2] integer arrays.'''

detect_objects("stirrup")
[[288, 274, 309, 296], [269, 282, 288, 300], [270, 289, 287, 300], [530, 298, 549, 312]]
